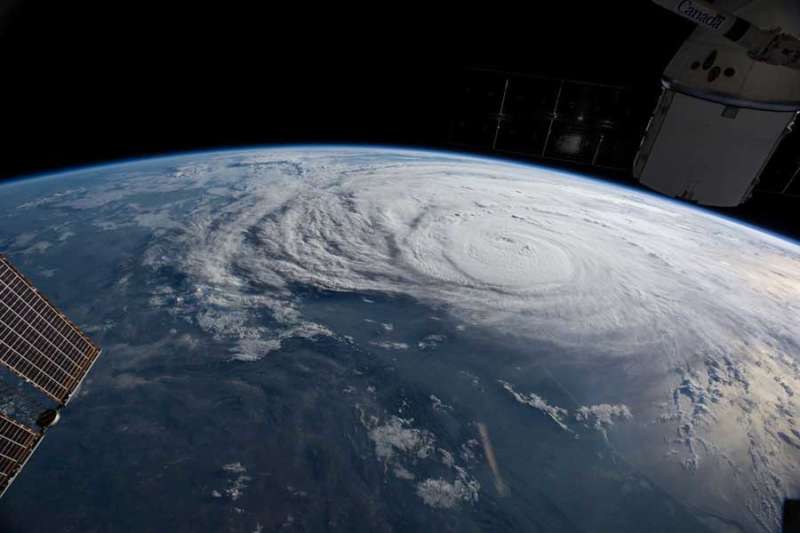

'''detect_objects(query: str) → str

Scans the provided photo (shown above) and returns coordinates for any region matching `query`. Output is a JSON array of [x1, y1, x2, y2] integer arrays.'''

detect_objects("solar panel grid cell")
[[0, 412, 41, 495], [0, 256, 100, 404]]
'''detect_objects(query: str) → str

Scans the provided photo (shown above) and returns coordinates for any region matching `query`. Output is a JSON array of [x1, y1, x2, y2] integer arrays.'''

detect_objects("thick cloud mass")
[[169, 150, 799, 360]]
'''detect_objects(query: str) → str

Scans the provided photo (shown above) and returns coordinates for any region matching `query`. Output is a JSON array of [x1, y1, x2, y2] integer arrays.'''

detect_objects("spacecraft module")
[[637, 0, 800, 206]]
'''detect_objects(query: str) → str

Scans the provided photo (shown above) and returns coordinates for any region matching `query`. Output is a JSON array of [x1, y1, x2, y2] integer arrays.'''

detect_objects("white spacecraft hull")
[[637, 0, 800, 206], [635, 88, 796, 206]]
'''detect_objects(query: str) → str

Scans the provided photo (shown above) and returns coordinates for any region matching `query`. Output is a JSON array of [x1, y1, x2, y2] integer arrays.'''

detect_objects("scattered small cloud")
[[369, 341, 409, 350], [358, 405, 481, 509], [430, 394, 453, 413], [499, 380, 571, 433], [21, 241, 51, 255], [415, 476, 480, 509], [418, 334, 446, 350], [575, 404, 632, 434], [215, 462, 251, 502], [367, 416, 434, 463]]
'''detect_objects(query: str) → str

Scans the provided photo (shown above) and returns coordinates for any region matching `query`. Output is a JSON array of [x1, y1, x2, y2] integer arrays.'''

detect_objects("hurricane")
[[5, 146, 799, 532], [165, 149, 799, 360]]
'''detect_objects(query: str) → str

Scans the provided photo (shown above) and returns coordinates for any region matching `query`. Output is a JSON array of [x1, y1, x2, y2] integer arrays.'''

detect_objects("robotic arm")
[[652, 0, 800, 70]]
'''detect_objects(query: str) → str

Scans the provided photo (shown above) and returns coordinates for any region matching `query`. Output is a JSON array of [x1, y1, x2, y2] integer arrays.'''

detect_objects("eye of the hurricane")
[[403, 214, 576, 289]]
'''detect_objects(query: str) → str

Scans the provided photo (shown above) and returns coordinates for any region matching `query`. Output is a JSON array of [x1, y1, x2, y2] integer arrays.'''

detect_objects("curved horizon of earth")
[[0, 146, 797, 532]]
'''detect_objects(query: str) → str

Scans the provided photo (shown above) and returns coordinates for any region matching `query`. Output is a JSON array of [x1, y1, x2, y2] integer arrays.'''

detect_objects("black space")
[[1, 1, 798, 238]]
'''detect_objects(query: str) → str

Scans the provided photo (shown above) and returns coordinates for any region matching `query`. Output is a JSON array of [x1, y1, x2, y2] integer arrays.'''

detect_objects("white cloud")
[[367, 416, 435, 463], [430, 394, 452, 413], [222, 462, 247, 474], [369, 341, 409, 351], [418, 334, 446, 350], [575, 404, 632, 433], [415, 477, 480, 509], [220, 462, 250, 502], [499, 380, 571, 433]]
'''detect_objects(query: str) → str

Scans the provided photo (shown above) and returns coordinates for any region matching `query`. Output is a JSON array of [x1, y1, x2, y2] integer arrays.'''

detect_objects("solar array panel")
[[0, 255, 100, 405], [0, 411, 42, 497], [448, 68, 644, 170]]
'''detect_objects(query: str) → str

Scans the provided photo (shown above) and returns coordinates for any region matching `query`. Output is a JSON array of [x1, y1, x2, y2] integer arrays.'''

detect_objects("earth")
[[0, 147, 798, 533]]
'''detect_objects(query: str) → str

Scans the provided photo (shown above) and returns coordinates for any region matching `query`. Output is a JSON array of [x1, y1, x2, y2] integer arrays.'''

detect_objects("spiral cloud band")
[[169, 149, 799, 362]]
